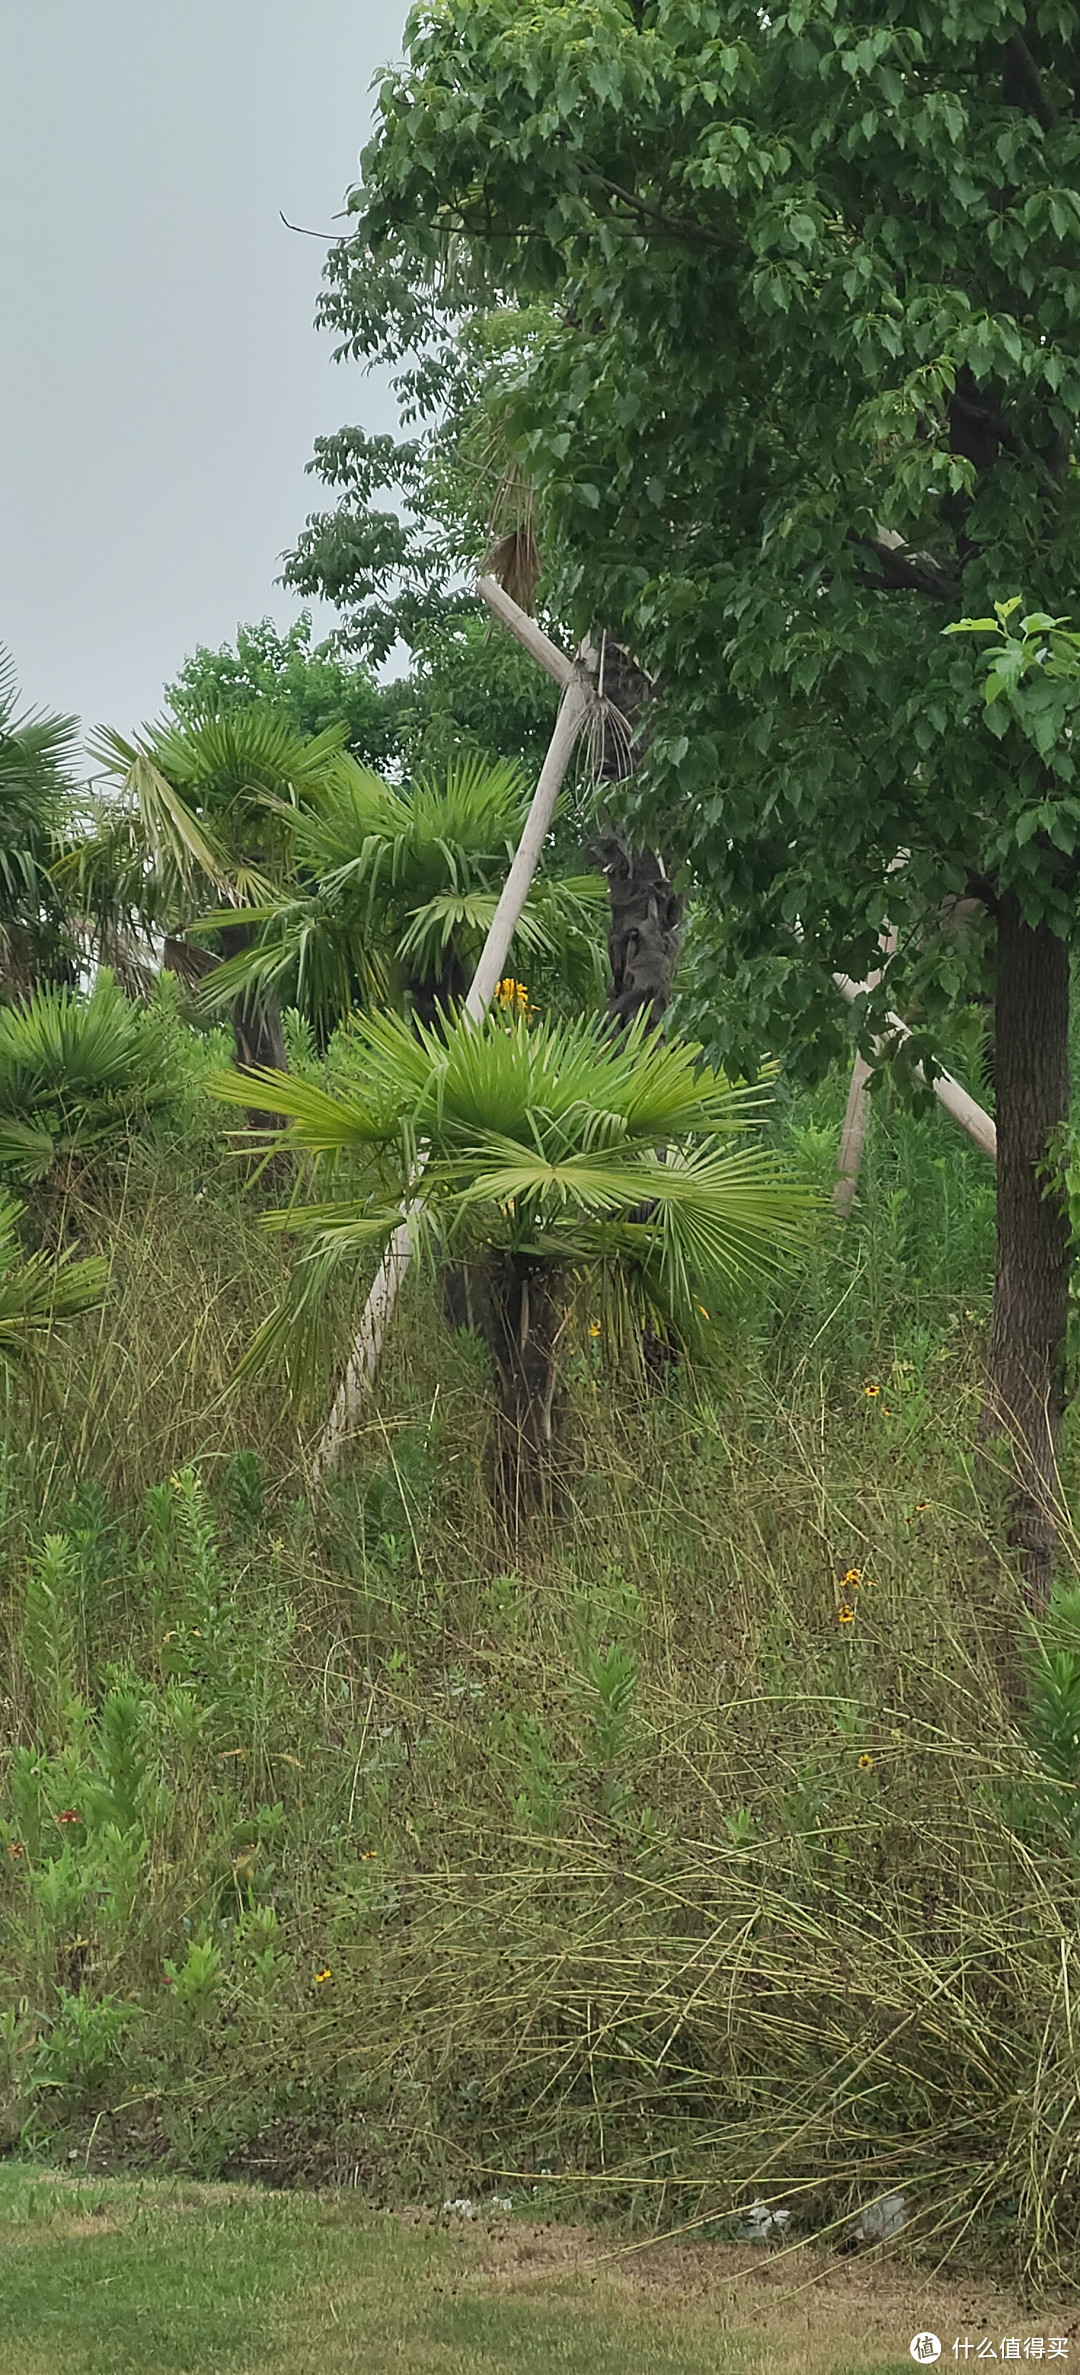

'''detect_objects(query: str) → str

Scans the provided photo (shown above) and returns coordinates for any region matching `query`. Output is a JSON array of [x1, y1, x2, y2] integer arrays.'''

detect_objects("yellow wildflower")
[[495, 976, 533, 1016], [863, 1383, 881, 1399], [313, 1968, 332, 1986], [838, 1606, 855, 1625], [858, 1754, 874, 1771]]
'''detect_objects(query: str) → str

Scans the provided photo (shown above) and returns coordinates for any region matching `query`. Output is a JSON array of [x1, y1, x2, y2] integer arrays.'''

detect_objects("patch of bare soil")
[[463, 2219, 1080, 2373]]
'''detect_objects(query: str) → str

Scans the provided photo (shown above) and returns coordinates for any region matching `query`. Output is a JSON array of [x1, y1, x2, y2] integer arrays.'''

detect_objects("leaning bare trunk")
[[985, 894, 1071, 1606], [476, 1253, 564, 1537]]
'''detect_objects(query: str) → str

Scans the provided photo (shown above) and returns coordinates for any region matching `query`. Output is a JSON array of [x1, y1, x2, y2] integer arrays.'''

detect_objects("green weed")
[[0, 1043, 1077, 2284]]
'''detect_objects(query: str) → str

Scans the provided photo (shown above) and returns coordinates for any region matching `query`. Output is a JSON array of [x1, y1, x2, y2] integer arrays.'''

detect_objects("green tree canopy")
[[165, 615, 396, 774], [314, 0, 1080, 1595]]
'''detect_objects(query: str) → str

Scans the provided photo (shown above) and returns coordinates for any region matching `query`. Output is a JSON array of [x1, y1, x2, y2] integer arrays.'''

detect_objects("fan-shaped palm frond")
[[0, 1194, 107, 1368], [86, 731, 232, 897], [0, 649, 77, 821], [194, 751, 605, 1035], [72, 708, 353, 1084], [85, 708, 350, 907], [213, 1007, 813, 1401], [0, 649, 79, 982], [150, 708, 348, 799], [0, 972, 177, 1181]]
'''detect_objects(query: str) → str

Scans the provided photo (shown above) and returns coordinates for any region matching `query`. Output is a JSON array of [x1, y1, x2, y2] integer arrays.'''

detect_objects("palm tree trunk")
[[596, 833, 682, 1032], [482, 1252, 564, 1532], [218, 921, 289, 1133], [592, 636, 682, 1033], [167, 927, 288, 1129]]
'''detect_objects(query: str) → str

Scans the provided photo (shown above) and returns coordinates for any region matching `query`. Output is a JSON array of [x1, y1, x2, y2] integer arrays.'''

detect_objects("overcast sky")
[[1, 0, 410, 740]]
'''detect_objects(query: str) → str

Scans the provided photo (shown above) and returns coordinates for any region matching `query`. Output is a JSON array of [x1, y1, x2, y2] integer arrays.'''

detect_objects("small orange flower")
[[359, 1850, 377, 1863], [55, 1809, 81, 1826], [8, 1842, 25, 1860]]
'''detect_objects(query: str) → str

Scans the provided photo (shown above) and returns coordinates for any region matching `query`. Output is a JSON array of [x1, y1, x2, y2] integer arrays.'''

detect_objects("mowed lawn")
[[0, 2165, 1063, 2375]]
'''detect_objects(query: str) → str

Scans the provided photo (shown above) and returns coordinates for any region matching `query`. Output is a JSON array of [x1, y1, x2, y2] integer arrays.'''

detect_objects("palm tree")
[[0, 649, 79, 992], [213, 1007, 812, 1525], [0, 971, 176, 1184], [63, 709, 349, 1082], [195, 750, 607, 1041]]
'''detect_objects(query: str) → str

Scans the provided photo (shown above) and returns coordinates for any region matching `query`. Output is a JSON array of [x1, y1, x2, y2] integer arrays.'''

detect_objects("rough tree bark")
[[834, 1052, 875, 1217], [592, 637, 682, 1033], [984, 894, 1071, 1607], [464, 1250, 565, 1534]]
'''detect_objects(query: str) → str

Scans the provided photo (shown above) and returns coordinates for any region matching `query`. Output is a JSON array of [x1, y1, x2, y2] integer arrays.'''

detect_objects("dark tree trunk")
[[406, 952, 468, 1034], [592, 636, 683, 1034], [466, 1251, 564, 1535], [217, 921, 288, 1132], [166, 927, 289, 1132], [985, 894, 1071, 1606], [593, 637, 683, 1381], [596, 835, 683, 1033]]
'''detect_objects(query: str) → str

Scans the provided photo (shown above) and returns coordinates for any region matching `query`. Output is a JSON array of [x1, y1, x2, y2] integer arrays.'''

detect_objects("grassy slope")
[[3, 2165, 1066, 2375], [2, 1038, 1078, 2277]]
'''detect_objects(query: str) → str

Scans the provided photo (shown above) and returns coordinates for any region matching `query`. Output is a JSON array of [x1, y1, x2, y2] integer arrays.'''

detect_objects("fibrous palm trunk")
[[592, 636, 682, 1035], [477, 1251, 564, 1535], [984, 894, 1071, 1607]]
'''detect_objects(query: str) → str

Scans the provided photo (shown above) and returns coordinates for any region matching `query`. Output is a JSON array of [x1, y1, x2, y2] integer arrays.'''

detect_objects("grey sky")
[[1, 0, 410, 740]]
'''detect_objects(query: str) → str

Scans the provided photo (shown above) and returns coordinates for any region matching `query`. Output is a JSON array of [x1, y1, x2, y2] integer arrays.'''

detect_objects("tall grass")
[[0, 1047, 1077, 2280]]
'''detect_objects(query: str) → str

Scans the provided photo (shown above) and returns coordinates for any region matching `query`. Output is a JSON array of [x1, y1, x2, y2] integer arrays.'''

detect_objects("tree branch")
[[1003, 31, 1057, 132], [590, 172, 740, 254], [856, 531, 960, 602], [949, 381, 1023, 463]]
